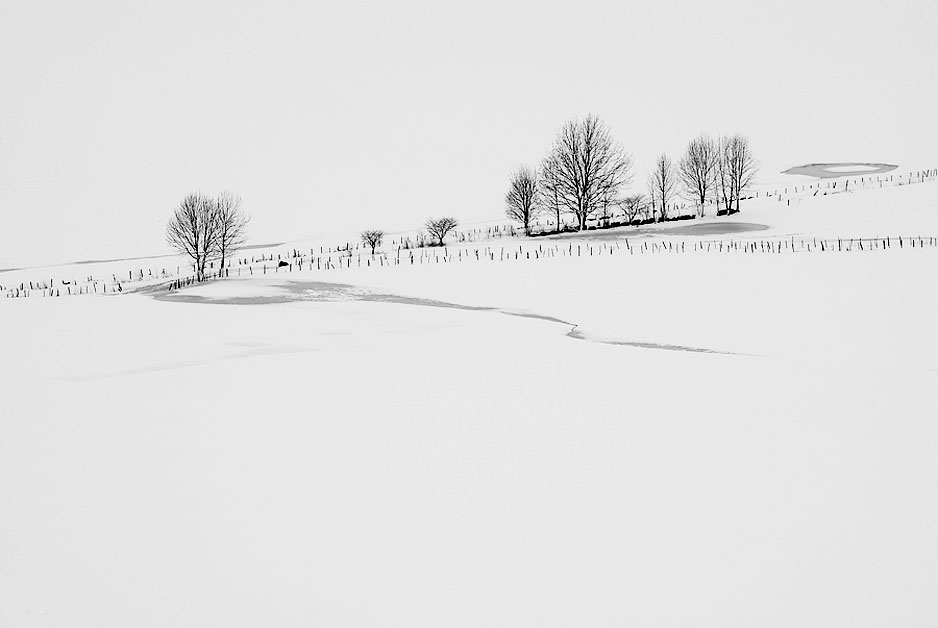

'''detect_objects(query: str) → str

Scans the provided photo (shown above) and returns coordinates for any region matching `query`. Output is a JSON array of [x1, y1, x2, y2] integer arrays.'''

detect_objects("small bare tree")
[[361, 229, 385, 254], [424, 217, 458, 246], [546, 115, 633, 231], [678, 134, 718, 218], [620, 193, 648, 224], [505, 165, 540, 235], [166, 193, 218, 281], [213, 191, 249, 269], [647, 153, 679, 222]]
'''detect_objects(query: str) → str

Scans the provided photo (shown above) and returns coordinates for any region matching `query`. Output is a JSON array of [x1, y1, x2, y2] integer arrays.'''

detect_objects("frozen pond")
[[549, 222, 769, 241], [635, 222, 769, 236], [783, 162, 898, 178]]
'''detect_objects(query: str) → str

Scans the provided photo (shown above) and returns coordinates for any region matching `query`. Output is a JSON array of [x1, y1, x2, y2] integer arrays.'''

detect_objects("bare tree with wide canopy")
[[546, 115, 633, 231], [360, 229, 385, 254], [166, 193, 219, 281], [424, 217, 458, 246]]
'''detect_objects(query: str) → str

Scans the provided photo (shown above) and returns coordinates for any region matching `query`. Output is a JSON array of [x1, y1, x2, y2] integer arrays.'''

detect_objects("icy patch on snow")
[[783, 162, 898, 178], [158, 279, 747, 355], [826, 164, 880, 173]]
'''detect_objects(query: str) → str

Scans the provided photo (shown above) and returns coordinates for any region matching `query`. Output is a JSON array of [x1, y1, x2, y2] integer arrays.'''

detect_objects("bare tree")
[[715, 136, 733, 214], [620, 193, 648, 225], [647, 153, 679, 222], [678, 134, 718, 218], [714, 134, 759, 214], [166, 193, 218, 281], [213, 191, 248, 269], [725, 134, 758, 213], [361, 229, 385, 254], [424, 217, 458, 246], [505, 165, 540, 235], [546, 115, 633, 231], [539, 153, 564, 233]]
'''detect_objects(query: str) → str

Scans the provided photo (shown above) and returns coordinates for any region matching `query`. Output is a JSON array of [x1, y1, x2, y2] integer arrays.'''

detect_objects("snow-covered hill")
[[2, 173, 937, 628]]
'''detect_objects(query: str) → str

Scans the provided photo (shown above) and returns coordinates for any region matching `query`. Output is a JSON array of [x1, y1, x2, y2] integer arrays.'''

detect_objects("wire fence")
[[149, 234, 938, 295], [4, 168, 937, 299]]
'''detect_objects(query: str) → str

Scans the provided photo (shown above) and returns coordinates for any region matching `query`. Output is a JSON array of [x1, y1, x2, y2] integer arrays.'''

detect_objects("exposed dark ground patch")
[[634, 222, 769, 237], [153, 281, 366, 305], [240, 241, 286, 251], [545, 222, 769, 240]]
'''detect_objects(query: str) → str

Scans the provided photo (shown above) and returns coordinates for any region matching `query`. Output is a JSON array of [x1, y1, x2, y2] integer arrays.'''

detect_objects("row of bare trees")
[[359, 217, 459, 254], [505, 119, 758, 233], [673, 133, 758, 218], [166, 192, 249, 280], [507, 115, 633, 235]]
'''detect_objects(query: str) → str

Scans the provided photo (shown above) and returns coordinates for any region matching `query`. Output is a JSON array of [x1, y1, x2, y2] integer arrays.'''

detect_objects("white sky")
[[1, 0, 936, 267]]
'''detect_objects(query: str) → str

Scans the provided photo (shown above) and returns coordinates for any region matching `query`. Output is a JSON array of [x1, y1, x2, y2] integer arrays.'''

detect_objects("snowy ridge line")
[[217, 168, 938, 258], [523, 168, 938, 234], [384, 168, 938, 246], [3, 170, 935, 298], [340, 168, 938, 249]]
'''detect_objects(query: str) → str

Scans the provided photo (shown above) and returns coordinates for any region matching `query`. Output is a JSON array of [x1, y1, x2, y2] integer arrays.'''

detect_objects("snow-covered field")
[[2, 179, 938, 627]]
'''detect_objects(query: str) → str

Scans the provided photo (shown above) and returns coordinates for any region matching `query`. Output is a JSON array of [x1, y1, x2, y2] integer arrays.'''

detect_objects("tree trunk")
[[554, 198, 561, 234]]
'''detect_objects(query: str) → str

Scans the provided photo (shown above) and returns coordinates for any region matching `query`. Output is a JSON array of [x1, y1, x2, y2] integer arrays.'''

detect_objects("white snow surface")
[[824, 164, 880, 172], [2, 180, 938, 627]]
